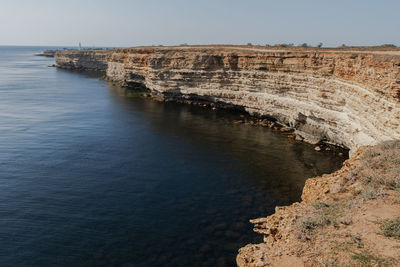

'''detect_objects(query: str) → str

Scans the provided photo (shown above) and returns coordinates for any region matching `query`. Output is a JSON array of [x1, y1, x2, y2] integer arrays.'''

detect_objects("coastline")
[[51, 45, 400, 266]]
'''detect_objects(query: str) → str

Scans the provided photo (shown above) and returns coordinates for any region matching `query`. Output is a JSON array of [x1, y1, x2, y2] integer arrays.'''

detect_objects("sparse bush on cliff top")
[[345, 140, 400, 196], [336, 44, 398, 49], [300, 217, 325, 230], [360, 140, 400, 189], [351, 250, 395, 266], [381, 217, 400, 240], [380, 44, 397, 48], [299, 201, 345, 232], [275, 43, 294, 48]]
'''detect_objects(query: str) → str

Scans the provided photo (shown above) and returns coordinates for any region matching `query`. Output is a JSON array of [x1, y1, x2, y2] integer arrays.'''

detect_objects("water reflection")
[[111, 85, 345, 199]]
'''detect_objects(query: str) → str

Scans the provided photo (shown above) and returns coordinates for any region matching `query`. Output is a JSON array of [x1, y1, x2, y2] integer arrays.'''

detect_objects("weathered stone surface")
[[55, 46, 400, 151]]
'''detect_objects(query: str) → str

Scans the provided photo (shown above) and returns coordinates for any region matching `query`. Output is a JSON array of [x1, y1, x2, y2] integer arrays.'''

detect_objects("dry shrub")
[[381, 217, 400, 240], [361, 141, 400, 189]]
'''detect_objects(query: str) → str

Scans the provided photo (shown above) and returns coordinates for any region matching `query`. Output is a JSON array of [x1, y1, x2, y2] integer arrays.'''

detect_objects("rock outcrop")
[[55, 46, 400, 151], [237, 141, 400, 266]]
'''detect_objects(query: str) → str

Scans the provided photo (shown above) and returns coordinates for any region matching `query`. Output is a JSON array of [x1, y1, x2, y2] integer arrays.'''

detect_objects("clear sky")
[[0, 0, 399, 47]]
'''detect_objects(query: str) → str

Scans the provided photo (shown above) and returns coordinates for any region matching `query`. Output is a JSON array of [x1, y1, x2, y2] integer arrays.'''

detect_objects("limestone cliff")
[[55, 46, 400, 151]]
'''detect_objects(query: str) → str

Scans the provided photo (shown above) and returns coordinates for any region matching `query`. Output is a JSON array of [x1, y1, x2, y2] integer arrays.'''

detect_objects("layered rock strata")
[[55, 50, 108, 71], [55, 46, 400, 151]]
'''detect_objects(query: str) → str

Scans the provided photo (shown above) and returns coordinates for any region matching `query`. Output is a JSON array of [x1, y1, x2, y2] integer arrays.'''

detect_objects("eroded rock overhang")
[[55, 46, 400, 152]]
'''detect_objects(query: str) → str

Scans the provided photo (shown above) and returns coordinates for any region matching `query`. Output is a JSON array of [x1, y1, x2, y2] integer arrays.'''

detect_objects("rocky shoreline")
[[53, 45, 400, 266]]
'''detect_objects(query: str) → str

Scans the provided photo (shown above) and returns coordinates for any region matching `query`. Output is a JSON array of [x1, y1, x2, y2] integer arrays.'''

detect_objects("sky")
[[0, 0, 399, 47]]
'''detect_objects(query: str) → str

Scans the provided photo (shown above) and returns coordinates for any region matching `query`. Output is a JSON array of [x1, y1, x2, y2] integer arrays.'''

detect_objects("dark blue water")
[[0, 46, 346, 266]]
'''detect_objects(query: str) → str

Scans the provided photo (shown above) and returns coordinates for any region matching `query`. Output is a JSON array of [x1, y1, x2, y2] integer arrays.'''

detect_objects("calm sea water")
[[0, 46, 346, 266]]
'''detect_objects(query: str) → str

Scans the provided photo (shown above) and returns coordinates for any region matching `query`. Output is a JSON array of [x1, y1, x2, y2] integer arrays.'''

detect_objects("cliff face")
[[55, 50, 108, 72], [55, 47, 400, 151]]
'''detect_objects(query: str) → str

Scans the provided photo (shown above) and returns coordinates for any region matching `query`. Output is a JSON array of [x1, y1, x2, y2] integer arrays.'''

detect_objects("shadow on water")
[[55, 67, 105, 79], [111, 85, 347, 184]]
